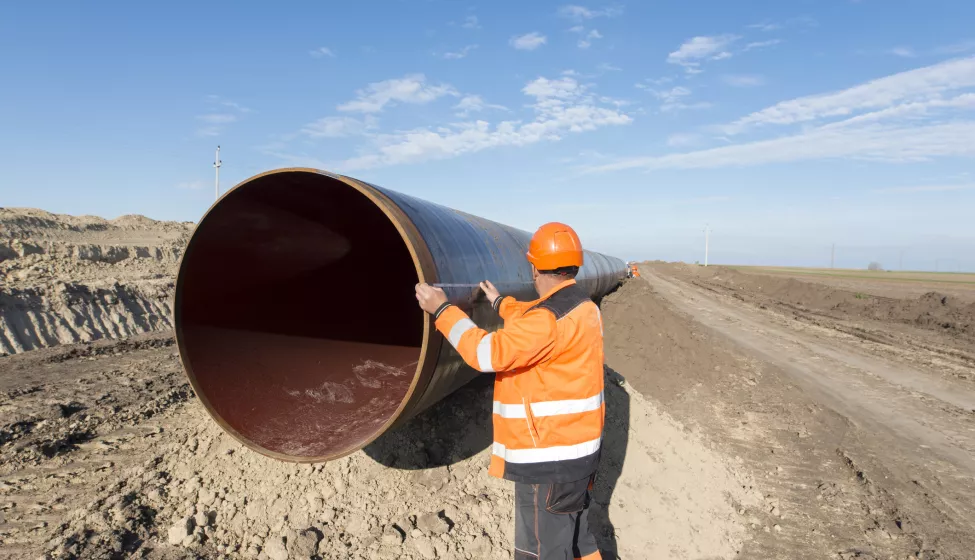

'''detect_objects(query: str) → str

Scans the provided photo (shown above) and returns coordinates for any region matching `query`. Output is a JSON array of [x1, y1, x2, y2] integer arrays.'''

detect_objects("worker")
[[414, 222, 604, 560]]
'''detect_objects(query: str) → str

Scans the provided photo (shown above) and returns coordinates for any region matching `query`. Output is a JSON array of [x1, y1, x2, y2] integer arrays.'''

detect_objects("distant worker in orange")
[[415, 222, 604, 560]]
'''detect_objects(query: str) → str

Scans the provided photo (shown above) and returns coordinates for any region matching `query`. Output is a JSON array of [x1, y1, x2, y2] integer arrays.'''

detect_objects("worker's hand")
[[479, 280, 501, 305], [415, 283, 448, 315]]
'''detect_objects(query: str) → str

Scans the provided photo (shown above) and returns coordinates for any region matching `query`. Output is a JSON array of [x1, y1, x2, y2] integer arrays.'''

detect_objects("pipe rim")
[[174, 167, 441, 463]]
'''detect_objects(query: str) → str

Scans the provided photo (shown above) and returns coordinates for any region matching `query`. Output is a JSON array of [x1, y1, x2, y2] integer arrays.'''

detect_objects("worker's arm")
[[479, 280, 528, 321], [416, 283, 556, 373]]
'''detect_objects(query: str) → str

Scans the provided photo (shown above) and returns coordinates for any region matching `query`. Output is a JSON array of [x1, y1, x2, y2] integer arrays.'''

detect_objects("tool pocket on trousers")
[[544, 475, 593, 514]]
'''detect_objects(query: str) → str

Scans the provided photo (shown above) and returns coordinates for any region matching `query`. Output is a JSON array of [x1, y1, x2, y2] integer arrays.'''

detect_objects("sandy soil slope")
[[0, 208, 191, 354]]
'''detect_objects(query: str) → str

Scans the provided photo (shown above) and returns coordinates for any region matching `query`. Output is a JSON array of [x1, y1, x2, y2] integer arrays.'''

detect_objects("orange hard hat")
[[526, 222, 584, 271]]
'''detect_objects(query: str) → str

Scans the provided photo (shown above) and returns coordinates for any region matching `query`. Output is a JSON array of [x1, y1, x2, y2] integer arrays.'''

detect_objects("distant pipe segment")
[[174, 168, 627, 463]]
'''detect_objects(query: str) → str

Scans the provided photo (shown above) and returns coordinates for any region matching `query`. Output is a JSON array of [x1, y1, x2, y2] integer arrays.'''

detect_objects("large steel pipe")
[[175, 168, 627, 463]]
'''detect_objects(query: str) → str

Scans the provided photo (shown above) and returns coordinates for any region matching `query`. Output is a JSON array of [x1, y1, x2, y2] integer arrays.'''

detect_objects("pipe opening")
[[176, 171, 424, 461]]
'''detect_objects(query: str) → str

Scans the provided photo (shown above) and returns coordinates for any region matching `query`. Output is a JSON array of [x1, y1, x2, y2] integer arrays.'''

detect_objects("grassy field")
[[733, 266, 975, 286]]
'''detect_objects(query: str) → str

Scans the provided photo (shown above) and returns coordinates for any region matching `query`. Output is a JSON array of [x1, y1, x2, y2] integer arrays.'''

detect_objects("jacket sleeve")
[[495, 296, 531, 321], [434, 304, 557, 373]]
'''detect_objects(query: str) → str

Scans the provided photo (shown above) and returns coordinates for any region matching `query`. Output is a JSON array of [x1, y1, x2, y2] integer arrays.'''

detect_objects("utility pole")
[[831, 243, 835, 269], [214, 145, 222, 201], [704, 224, 710, 267]]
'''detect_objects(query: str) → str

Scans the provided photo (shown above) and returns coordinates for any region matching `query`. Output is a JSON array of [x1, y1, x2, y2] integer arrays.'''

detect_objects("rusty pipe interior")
[[175, 171, 433, 462]]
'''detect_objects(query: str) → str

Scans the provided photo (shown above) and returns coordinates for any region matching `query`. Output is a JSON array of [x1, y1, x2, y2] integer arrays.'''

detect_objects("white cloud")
[[679, 195, 732, 204], [644, 86, 711, 112], [454, 95, 507, 116], [667, 35, 740, 72], [723, 55, 975, 134], [523, 76, 582, 99], [568, 25, 585, 33], [577, 29, 603, 49], [748, 21, 782, 32], [196, 96, 250, 136], [588, 56, 975, 176], [935, 40, 975, 55], [743, 39, 782, 51], [558, 4, 623, 21], [176, 180, 208, 190], [206, 95, 252, 113], [889, 47, 916, 58], [197, 114, 238, 124], [723, 74, 766, 87], [585, 121, 975, 173], [650, 86, 691, 103], [461, 15, 480, 29], [510, 32, 547, 51], [335, 75, 630, 170], [443, 45, 478, 60], [310, 47, 336, 58], [598, 62, 622, 72], [666, 133, 701, 147], [817, 93, 975, 130], [301, 116, 376, 138], [872, 184, 975, 193], [337, 74, 458, 113]]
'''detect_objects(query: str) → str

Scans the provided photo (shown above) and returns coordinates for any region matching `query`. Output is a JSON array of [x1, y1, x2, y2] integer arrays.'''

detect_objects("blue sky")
[[1, 1, 973, 270]]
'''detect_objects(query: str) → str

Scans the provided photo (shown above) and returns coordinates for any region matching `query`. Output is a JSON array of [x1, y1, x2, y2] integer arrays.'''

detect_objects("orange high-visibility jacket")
[[433, 279, 605, 484]]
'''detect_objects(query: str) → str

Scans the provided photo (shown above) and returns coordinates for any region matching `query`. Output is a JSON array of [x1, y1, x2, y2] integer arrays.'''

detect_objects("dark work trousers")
[[513, 474, 601, 560]]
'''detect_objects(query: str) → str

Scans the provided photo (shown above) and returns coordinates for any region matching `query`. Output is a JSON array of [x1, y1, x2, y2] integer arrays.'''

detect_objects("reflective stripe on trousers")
[[494, 438, 602, 464]]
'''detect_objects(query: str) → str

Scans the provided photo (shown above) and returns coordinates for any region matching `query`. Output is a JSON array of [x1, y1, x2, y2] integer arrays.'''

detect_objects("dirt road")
[[638, 266, 975, 559]]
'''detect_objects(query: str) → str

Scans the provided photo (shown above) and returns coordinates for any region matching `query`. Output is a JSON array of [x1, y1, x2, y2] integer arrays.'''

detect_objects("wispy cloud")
[[337, 74, 458, 113], [453, 94, 508, 117], [442, 45, 478, 60], [585, 121, 975, 173], [197, 114, 237, 125], [723, 74, 766, 87], [747, 21, 782, 32], [461, 15, 480, 29], [206, 95, 252, 114], [196, 96, 250, 136], [333, 75, 630, 170], [598, 62, 622, 72], [667, 34, 739, 73], [510, 32, 548, 51], [590, 56, 975, 175], [557, 4, 623, 21], [301, 116, 377, 138], [666, 133, 701, 147], [872, 184, 975, 194], [175, 180, 208, 190], [309, 47, 336, 58], [888, 46, 917, 58], [721, 55, 975, 134], [934, 40, 975, 55], [642, 85, 711, 112], [679, 195, 732, 204], [743, 39, 782, 52], [576, 29, 603, 49]]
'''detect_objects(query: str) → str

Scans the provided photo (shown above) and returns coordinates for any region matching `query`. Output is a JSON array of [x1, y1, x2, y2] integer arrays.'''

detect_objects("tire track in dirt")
[[639, 269, 975, 559]]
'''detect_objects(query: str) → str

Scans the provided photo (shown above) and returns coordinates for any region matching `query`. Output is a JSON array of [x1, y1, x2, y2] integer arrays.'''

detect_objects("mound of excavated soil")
[[654, 263, 975, 343], [0, 208, 192, 354], [600, 279, 740, 404]]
